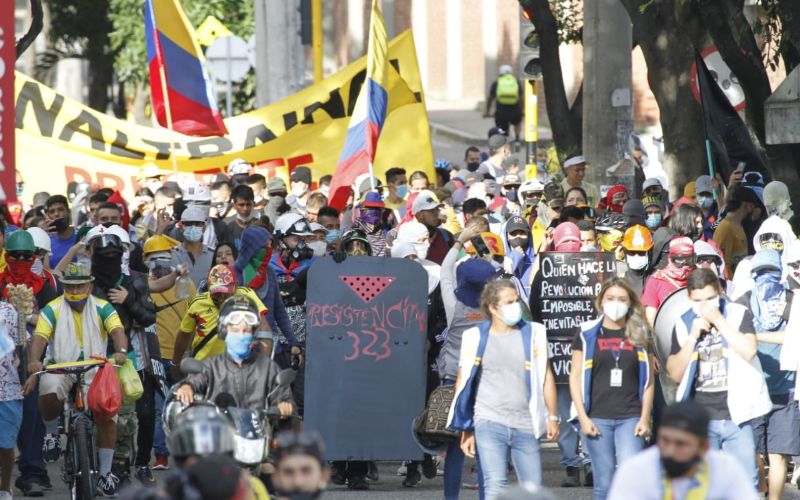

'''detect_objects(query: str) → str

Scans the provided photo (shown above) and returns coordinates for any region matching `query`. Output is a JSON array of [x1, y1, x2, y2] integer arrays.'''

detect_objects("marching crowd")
[[0, 132, 797, 500]]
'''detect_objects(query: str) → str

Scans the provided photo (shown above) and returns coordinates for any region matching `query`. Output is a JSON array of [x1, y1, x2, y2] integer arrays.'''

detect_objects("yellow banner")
[[14, 30, 433, 205]]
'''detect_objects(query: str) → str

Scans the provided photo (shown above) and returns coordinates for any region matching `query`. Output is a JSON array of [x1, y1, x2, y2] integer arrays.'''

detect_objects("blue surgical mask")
[[697, 197, 713, 209], [395, 184, 409, 199], [225, 333, 255, 361], [537, 161, 546, 172], [326, 229, 341, 245], [580, 245, 598, 252], [496, 302, 523, 326], [645, 213, 662, 230], [16, 183, 24, 196], [183, 225, 204, 242]]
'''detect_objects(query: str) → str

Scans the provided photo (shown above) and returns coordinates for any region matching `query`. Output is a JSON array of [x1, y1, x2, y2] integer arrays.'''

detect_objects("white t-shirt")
[[607, 447, 758, 500]]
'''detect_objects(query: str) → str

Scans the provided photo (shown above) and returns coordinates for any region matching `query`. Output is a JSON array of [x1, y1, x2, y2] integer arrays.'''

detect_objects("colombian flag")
[[145, 0, 229, 137], [328, 0, 389, 211]]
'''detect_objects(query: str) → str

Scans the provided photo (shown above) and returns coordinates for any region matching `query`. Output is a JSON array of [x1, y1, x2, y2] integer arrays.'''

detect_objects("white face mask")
[[292, 184, 309, 198], [236, 212, 258, 223], [497, 302, 523, 326], [414, 242, 430, 261], [319, 186, 329, 197], [692, 297, 720, 316], [603, 301, 629, 321], [626, 254, 648, 271], [31, 258, 44, 276], [308, 241, 327, 257]]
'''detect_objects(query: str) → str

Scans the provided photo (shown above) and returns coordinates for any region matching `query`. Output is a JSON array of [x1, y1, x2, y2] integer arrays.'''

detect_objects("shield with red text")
[[304, 256, 429, 460]]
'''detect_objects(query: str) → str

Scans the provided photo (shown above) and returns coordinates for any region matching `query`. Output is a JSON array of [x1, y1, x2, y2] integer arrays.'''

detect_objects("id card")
[[610, 368, 623, 387]]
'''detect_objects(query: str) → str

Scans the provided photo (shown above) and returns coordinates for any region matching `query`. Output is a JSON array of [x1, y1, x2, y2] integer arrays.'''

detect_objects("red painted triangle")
[[340, 275, 396, 303]]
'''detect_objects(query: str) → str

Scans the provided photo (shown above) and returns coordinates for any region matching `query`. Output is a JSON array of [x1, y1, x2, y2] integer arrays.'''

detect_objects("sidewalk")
[[426, 97, 552, 146]]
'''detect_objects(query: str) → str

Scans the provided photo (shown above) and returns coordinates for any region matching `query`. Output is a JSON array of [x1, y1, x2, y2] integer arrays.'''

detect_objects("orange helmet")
[[621, 225, 654, 251], [464, 232, 505, 258]]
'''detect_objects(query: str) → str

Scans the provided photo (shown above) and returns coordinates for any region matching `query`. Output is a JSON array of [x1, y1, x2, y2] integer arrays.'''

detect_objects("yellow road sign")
[[196, 16, 232, 47]]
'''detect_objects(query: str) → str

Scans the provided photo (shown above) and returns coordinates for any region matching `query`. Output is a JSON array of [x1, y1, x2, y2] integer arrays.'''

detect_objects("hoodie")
[[269, 252, 316, 344], [501, 220, 536, 301]]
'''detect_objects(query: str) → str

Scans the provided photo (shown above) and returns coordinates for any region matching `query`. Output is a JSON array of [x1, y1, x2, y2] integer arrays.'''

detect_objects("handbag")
[[420, 385, 460, 441]]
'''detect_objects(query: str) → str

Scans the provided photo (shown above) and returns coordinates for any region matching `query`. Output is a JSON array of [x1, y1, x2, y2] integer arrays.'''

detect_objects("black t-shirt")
[[668, 309, 755, 421], [572, 327, 642, 419]]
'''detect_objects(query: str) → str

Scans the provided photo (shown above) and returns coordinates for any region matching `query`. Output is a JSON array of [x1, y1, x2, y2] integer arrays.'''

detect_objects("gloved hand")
[[331, 250, 348, 264]]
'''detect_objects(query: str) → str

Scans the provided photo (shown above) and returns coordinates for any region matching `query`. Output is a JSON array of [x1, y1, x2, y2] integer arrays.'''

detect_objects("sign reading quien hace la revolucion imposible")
[[539, 252, 617, 383]]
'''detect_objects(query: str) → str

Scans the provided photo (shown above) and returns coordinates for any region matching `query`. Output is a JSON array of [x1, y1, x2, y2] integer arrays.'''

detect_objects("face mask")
[[496, 302, 523, 326], [253, 195, 264, 204], [692, 296, 720, 316], [395, 184, 409, 199], [467, 162, 481, 172], [603, 301, 629, 321], [292, 185, 309, 198], [309, 241, 327, 257], [236, 212, 257, 223], [506, 189, 518, 203], [16, 183, 24, 196], [627, 254, 649, 271], [326, 229, 341, 245], [31, 258, 44, 276], [662, 455, 701, 478], [65, 292, 89, 307], [360, 208, 382, 226], [508, 236, 529, 249], [413, 242, 430, 261], [148, 262, 174, 280], [537, 161, 546, 172], [319, 186, 329, 197], [645, 213, 662, 230], [691, 226, 704, 242], [580, 245, 598, 252], [697, 196, 713, 209], [290, 240, 314, 260], [183, 225, 204, 242], [348, 246, 369, 257], [214, 202, 231, 217], [225, 333, 254, 361]]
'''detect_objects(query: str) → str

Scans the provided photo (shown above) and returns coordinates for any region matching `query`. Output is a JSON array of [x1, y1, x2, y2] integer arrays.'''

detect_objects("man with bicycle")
[[23, 263, 129, 497]]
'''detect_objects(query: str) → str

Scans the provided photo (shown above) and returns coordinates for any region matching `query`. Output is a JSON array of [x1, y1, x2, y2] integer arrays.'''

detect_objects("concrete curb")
[[429, 121, 487, 146]]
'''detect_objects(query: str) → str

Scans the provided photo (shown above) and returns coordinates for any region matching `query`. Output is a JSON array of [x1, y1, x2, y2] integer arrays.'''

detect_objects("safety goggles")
[[222, 310, 260, 327], [696, 255, 720, 266], [579, 205, 596, 221], [670, 254, 696, 268], [522, 191, 543, 200], [91, 234, 123, 251], [290, 220, 313, 235], [7, 251, 34, 261]]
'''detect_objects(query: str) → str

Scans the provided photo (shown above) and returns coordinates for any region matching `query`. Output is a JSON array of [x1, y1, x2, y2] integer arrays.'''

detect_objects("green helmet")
[[5, 231, 35, 252]]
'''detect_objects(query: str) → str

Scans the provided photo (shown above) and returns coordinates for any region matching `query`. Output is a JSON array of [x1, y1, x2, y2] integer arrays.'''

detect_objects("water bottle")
[[174, 265, 191, 300]]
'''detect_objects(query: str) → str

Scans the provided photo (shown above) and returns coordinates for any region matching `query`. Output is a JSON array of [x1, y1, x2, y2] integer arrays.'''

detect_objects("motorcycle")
[[162, 357, 296, 473]]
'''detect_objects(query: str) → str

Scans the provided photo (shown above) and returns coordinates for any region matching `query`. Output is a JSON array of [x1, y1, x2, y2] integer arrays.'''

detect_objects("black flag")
[[695, 51, 770, 184]]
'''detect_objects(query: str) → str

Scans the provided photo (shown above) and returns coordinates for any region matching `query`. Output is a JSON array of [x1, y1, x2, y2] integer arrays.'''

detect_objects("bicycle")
[[35, 358, 111, 500]]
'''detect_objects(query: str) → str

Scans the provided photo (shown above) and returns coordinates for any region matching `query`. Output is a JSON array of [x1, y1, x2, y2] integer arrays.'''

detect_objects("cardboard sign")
[[304, 257, 428, 461]]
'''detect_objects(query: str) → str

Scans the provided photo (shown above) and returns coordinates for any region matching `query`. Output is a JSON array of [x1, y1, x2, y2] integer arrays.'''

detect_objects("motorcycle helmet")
[[168, 404, 235, 461], [217, 295, 260, 340], [340, 228, 372, 256], [274, 213, 314, 239]]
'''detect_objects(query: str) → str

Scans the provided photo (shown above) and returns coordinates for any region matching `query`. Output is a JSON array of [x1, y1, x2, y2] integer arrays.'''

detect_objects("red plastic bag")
[[87, 358, 122, 424]]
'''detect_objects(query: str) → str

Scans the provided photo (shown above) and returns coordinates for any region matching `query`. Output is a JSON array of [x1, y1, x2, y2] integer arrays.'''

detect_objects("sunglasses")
[[523, 192, 543, 199], [696, 256, 719, 265], [7, 251, 34, 261]]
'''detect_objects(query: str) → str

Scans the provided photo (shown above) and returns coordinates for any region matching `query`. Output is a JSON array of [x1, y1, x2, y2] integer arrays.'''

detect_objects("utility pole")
[[582, 0, 633, 190], [254, 0, 302, 107]]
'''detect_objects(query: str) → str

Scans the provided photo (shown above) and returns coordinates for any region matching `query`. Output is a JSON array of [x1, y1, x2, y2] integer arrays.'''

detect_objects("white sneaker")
[[396, 464, 407, 476], [792, 464, 800, 489], [0, 491, 13, 500]]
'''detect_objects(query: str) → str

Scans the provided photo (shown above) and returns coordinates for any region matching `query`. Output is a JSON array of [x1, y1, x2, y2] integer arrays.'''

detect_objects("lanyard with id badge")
[[609, 339, 625, 388]]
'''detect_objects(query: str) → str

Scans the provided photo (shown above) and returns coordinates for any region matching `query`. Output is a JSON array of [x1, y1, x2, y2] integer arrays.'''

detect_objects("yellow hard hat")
[[143, 235, 180, 256]]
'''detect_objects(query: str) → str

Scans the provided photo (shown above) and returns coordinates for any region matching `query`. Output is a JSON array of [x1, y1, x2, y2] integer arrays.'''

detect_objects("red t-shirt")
[[641, 277, 679, 309], [427, 228, 454, 266]]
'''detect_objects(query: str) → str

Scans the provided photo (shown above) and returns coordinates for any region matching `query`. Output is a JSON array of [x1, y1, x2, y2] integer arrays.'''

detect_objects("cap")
[[184, 181, 212, 202], [290, 166, 312, 185], [669, 236, 695, 256], [544, 182, 565, 204], [695, 175, 712, 195], [33, 192, 50, 208], [227, 158, 252, 176], [563, 156, 586, 169], [464, 172, 482, 187], [554, 222, 581, 251], [488, 134, 508, 149], [506, 216, 530, 235], [487, 126, 505, 138], [499, 64, 513, 75], [267, 177, 287, 194], [622, 225, 654, 251], [136, 162, 167, 181], [607, 185, 629, 202], [693, 240, 722, 264], [454, 259, 495, 307], [360, 191, 385, 209], [181, 206, 207, 223], [60, 263, 94, 284], [661, 401, 711, 440], [309, 222, 328, 234], [751, 248, 782, 274], [642, 196, 662, 210], [412, 191, 443, 215], [503, 174, 522, 187], [358, 177, 385, 195], [210, 172, 229, 184], [207, 265, 237, 294], [622, 199, 646, 223], [643, 177, 662, 190]]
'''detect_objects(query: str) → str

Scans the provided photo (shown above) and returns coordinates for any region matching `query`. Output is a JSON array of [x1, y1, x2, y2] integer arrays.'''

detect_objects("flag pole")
[[158, 64, 180, 177], [695, 53, 717, 199]]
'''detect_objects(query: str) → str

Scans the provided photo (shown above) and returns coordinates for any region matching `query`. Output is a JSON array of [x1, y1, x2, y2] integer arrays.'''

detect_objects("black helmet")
[[340, 228, 372, 256], [167, 404, 235, 461], [594, 211, 627, 232], [217, 295, 260, 340]]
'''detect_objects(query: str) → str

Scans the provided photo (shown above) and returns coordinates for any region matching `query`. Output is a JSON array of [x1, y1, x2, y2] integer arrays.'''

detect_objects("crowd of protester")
[[0, 132, 796, 500]]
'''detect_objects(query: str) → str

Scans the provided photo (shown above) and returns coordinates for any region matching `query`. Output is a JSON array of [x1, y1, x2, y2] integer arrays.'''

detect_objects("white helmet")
[[519, 178, 545, 197], [26, 227, 51, 252], [183, 181, 212, 202], [85, 224, 134, 251], [274, 213, 314, 239]]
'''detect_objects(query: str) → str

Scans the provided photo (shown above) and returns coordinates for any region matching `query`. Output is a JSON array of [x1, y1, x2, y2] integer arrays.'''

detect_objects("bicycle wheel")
[[74, 419, 94, 500]]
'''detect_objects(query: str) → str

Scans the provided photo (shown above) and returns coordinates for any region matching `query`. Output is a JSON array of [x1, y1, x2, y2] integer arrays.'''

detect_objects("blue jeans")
[[153, 360, 173, 456], [475, 420, 542, 500], [17, 378, 48, 484], [707, 419, 757, 488], [556, 384, 590, 467], [582, 417, 645, 500]]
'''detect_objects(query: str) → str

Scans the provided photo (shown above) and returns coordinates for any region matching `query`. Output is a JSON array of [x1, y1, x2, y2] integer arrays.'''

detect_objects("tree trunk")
[[519, 0, 583, 158], [617, 0, 707, 196], [84, 3, 113, 113]]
